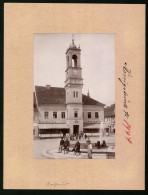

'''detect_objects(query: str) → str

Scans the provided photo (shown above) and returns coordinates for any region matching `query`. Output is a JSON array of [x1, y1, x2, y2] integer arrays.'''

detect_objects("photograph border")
[[0, 0, 147, 193]]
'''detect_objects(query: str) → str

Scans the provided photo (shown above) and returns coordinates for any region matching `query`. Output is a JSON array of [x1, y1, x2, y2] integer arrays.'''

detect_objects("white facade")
[[34, 39, 105, 138]]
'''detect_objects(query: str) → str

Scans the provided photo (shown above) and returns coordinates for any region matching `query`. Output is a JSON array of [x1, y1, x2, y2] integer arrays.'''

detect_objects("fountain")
[[99, 121, 105, 144]]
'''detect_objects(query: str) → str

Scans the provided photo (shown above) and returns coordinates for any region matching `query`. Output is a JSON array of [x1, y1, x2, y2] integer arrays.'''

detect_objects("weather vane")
[[72, 34, 74, 40]]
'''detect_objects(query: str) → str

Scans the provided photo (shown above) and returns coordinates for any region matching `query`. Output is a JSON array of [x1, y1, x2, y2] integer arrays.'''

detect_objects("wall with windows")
[[104, 116, 115, 133], [66, 86, 82, 104], [66, 104, 83, 134], [66, 104, 83, 120], [38, 104, 66, 123], [83, 105, 104, 124], [104, 116, 115, 124]]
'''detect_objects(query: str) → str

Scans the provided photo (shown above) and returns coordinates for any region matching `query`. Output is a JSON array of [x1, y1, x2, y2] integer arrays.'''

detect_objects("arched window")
[[72, 55, 77, 67], [73, 91, 75, 97]]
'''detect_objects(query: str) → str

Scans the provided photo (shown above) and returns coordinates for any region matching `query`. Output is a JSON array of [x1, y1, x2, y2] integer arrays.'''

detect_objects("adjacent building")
[[104, 104, 115, 133]]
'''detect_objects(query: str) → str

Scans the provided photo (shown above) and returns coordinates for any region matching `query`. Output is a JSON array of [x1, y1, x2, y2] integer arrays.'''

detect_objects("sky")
[[34, 34, 115, 106]]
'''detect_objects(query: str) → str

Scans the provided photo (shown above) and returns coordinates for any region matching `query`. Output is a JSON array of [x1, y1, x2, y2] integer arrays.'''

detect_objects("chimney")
[[46, 85, 51, 89]]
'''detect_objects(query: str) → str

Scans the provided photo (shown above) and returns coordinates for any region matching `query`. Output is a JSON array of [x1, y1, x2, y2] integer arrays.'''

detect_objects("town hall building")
[[34, 38, 105, 138]]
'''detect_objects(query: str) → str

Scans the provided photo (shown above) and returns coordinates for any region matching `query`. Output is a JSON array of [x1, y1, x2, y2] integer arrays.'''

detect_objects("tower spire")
[[68, 34, 77, 49], [72, 34, 74, 39], [87, 89, 90, 98], [72, 34, 74, 44]]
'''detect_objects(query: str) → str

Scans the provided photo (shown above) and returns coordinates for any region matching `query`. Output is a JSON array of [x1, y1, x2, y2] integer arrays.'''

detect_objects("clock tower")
[[65, 38, 83, 135]]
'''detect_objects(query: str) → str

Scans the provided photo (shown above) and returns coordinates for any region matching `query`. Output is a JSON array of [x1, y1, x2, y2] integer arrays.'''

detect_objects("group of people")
[[59, 137, 70, 154], [95, 140, 107, 149], [58, 134, 107, 158], [58, 136, 93, 158], [70, 133, 88, 141], [72, 139, 93, 159]]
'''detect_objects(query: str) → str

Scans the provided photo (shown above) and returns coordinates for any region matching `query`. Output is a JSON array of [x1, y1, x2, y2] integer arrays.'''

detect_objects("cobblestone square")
[[34, 134, 115, 159]]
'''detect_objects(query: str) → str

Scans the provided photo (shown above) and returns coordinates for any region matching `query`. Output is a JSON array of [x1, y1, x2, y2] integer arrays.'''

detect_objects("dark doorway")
[[73, 125, 79, 135]]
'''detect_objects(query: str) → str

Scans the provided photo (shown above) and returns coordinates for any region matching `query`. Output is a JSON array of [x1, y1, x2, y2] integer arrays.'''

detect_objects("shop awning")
[[84, 124, 108, 129], [38, 123, 69, 129]]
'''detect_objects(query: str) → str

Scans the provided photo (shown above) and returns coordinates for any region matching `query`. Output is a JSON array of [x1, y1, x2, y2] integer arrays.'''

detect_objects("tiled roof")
[[104, 104, 115, 117], [35, 86, 105, 106], [82, 94, 104, 106]]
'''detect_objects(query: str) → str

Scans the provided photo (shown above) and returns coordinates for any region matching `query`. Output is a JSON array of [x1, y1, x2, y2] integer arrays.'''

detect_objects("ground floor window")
[[83, 129, 99, 133], [61, 129, 69, 136], [39, 129, 69, 135]]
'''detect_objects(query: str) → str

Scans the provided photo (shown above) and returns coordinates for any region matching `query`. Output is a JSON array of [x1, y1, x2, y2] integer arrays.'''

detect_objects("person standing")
[[63, 138, 70, 154], [72, 140, 81, 156], [59, 137, 64, 153], [86, 136, 90, 144], [88, 141, 92, 159]]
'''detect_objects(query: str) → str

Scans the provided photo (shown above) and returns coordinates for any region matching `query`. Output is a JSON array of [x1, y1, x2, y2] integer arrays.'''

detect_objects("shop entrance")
[[73, 125, 79, 135]]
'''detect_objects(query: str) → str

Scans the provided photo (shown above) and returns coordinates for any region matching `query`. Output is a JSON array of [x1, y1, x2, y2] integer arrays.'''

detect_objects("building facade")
[[34, 38, 105, 138], [104, 104, 115, 133]]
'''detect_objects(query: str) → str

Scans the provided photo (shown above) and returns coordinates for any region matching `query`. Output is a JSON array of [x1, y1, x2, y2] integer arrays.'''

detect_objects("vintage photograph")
[[33, 34, 115, 159]]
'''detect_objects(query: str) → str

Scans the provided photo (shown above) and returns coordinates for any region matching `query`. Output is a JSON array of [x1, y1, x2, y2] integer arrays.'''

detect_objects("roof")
[[69, 39, 77, 49], [35, 86, 105, 106], [104, 104, 115, 117], [82, 94, 104, 106]]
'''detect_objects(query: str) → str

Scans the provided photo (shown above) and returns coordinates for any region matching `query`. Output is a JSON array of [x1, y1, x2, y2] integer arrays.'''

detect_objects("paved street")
[[34, 135, 115, 159]]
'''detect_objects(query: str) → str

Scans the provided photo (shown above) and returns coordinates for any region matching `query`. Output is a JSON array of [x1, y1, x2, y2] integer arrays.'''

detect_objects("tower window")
[[61, 112, 65, 119], [88, 112, 91, 118], [44, 112, 48, 119], [73, 91, 78, 98], [74, 111, 78, 118], [72, 55, 77, 67], [95, 112, 99, 118], [76, 91, 78, 97], [53, 112, 57, 119]]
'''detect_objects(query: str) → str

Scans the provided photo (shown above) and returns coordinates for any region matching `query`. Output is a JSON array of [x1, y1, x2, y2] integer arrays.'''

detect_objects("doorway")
[[73, 125, 79, 135]]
